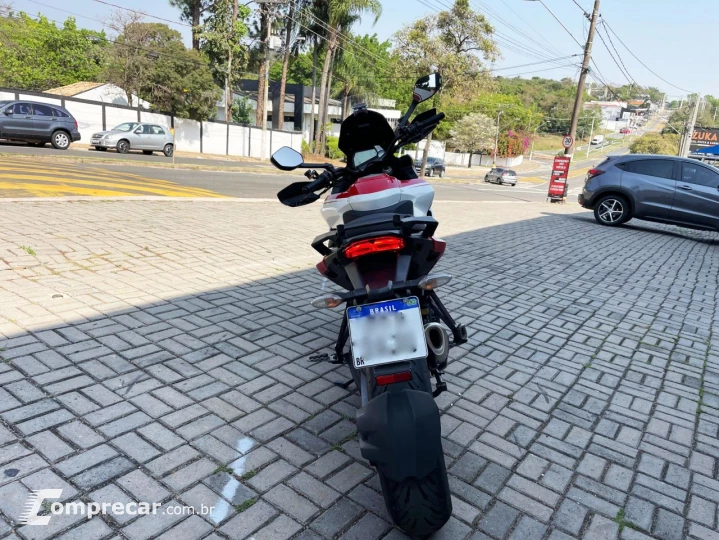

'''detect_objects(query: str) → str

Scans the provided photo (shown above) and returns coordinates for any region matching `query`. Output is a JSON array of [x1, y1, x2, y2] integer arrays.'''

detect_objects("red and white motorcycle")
[[271, 73, 466, 538]]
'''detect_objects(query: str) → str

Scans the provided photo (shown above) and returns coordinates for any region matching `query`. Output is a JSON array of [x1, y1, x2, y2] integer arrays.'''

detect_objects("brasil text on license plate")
[[346, 297, 427, 369]]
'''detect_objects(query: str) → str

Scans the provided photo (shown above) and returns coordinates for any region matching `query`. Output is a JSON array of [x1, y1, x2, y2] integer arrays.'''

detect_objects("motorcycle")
[[270, 73, 467, 538]]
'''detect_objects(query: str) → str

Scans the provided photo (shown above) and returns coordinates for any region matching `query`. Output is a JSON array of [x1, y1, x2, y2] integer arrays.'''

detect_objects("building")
[[45, 82, 150, 108], [584, 100, 627, 121], [217, 80, 401, 141]]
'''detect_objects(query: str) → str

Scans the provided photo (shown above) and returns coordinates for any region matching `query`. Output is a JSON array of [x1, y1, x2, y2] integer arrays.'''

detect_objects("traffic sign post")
[[562, 135, 574, 149]]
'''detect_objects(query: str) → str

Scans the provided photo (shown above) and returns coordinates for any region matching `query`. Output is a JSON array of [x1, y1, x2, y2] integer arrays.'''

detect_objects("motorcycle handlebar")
[[303, 169, 334, 193], [411, 112, 445, 133]]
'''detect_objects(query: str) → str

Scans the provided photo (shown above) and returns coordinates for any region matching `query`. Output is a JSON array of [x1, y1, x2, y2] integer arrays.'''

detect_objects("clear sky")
[[12, 0, 711, 98]]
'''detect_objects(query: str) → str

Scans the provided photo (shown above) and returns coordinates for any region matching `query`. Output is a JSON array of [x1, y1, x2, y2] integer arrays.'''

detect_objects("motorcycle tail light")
[[375, 371, 412, 386], [311, 293, 343, 309], [418, 273, 452, 290], [343, 236, 404, 260]]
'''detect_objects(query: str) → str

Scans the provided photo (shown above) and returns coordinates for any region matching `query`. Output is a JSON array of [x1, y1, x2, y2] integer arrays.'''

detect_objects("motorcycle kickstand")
[[432, 371, 448, 398]]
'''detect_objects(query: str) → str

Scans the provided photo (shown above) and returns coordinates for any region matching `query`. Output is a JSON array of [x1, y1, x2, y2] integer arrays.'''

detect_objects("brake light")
[[587, 169, 605, 179], [343, 236, 404, 260], [74, 119, 78, 129], [375, 371, 412, 386]]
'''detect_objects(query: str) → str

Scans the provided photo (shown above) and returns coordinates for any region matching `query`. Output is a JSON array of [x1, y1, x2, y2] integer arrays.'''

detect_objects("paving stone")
[[155, 515, 213, 540], [219, 500, 278, 539], [478, 501, 519, 538], [26, 430, 74, 461], [584, 514, 619, 540], [247, 459, 297, 493], [625, 496, 654, 531], [288, 471, 341, 508], [508, 515, 548, 540], [264, 484, 320, 523], [117, 469, 170, 502], [653, 509, 685, 540], [310, 498, 364, 539], [552, 497, 588, 535]]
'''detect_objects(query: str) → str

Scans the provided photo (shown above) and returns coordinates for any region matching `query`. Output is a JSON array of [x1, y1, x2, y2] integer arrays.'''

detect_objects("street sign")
[[562, 135, 574, 149], [548, 156, 571, 202]]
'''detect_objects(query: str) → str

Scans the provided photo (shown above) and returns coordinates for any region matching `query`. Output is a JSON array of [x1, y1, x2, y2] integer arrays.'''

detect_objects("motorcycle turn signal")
[[310, 293, 344, 309], [418, 273, 452, 290]]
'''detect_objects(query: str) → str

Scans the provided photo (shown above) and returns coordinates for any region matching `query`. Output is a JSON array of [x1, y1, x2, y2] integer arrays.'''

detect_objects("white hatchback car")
[[91, 122, 174, 157]]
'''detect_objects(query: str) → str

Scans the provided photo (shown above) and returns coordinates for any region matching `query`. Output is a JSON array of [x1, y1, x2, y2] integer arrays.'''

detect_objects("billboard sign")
[[548, 156, 571, 201], [690, 127, 719, 152]]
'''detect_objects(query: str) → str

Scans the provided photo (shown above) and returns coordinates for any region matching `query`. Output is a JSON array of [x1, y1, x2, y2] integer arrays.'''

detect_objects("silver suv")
[[579, 154, 719, 231]]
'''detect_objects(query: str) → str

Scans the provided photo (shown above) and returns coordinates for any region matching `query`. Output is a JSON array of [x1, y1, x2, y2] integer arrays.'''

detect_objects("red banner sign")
[[548, 156, 571, 200]]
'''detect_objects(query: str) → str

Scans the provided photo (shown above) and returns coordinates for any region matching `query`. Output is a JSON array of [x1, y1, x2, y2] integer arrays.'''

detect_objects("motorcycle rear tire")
[[369, 359, 452, 538]]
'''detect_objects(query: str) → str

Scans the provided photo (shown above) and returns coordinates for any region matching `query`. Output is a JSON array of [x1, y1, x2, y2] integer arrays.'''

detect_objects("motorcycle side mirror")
[[271, 146, 304, 171], [413, 73, 442, 103], [277, 181, 321, 207]]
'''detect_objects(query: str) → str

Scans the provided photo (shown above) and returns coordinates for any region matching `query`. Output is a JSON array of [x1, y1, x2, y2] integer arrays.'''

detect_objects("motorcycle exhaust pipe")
[[424, 322, 449, 371]]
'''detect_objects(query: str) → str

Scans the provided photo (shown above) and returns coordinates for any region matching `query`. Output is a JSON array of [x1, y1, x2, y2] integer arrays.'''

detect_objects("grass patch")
[[613, 509, 639, 532], [214, 465, 233, 475], [235, 497, 257, 513], [239, 469, 257, 481], [20, 245, 37, 256]]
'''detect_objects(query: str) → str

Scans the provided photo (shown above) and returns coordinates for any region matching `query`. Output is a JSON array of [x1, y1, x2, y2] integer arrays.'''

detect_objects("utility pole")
[[260, 4, 272, 160], [586, 117, 595, 159], [225, 0, 239, 122], [680, 93, 701, 157], [565, 0, 600, 158], [492, 109, 503, 165]]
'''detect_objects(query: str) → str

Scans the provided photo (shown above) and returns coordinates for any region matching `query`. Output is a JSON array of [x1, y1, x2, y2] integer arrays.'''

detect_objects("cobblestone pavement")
[[1, 199, 718, 540]]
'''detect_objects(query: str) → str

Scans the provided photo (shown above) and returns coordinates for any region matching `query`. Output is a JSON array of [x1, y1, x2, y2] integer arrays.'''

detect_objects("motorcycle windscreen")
[[338, 109, 394, 158]]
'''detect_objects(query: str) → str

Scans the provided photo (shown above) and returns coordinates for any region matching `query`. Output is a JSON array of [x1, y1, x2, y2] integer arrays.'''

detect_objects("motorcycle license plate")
[[347, 297, 427, 369]]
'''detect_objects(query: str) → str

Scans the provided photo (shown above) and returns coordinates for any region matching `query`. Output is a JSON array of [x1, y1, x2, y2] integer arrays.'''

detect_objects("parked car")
[[484, 167, 518, 186], [0, 100, 81, 149], [413, 157, 445, 177], [91, 122, 174, 157], [619, 127, 631, 134], [579, 154, 719, 230], [591, 134, 605, 145]]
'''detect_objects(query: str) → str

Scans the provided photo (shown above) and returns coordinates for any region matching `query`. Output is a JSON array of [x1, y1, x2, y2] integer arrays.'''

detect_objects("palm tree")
[[313, 0, 381, 153], [277, 0, 311, 130]]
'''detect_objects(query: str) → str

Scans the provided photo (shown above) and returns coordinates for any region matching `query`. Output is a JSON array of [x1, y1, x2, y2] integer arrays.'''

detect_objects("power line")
[[594, 26, 634, 86], [535, 0, 583, 49], [91, 0, 192, 28], [601, 18, 693, 94], [599, 20, 637, 87]]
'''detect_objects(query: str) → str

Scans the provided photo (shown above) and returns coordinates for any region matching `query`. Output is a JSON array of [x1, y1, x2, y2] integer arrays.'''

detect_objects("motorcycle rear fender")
[[356, 388, 442, 482]]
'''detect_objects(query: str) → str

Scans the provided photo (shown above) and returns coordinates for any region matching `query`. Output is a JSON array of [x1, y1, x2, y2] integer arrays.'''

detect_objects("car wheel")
[[50, 131, 70, 150], [142, 150, 153, 155], [163, 144, 174, 157], [439, 169, 444, 178], [116, 140, 130, 154], [484, 176, 489, 182], [594, 195, 631, 226], [427, 168, 433, 177], [95, 146, 107, 151]]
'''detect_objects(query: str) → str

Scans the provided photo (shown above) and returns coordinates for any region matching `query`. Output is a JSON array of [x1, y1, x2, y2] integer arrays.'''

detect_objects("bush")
[[629, 133, 680, 155], [326, 135, 343, 160], [301, 139, 311, 157]]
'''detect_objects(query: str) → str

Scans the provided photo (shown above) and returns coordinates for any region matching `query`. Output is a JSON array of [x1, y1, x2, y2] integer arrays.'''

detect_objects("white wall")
[[444, 151, 524, 168], [1, 87, 307, 158], [63, 101, 104, 141], [202, 121, 227, 155], [18, 93, 61, 106], [106, 107, 139, 129]]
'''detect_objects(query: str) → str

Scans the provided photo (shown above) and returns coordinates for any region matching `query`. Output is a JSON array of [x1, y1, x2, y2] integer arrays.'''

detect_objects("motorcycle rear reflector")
[[375, 371, 412, 386], [418, 273, 452, 290], [310, 293, 344, 309], [343, 236, 404, 260]]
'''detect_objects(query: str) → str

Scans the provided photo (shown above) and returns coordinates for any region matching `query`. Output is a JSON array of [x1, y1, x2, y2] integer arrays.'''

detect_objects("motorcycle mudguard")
[[356, 388, 442, 482]]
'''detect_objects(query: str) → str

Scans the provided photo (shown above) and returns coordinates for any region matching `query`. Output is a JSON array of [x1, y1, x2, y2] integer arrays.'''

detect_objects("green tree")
[[106, 16, 220, 120], [393, 0, 498, 174], [231, 96, 252, 124], [168, 0, 209, 50], [334, 34, 391, 117], [198, 0, 251, 120], [313, 0, 382, 153], [449, 112, 495, 167], [0, 11, 107, 90], [629, 133, 680, 155]]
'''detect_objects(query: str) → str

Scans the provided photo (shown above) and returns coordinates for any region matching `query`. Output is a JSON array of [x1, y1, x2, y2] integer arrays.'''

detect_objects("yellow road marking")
[[0, 173, 223, 197], [0, 158, 226, 198]]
